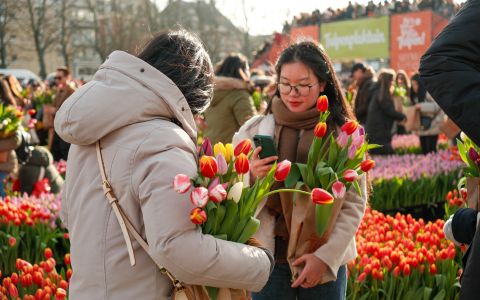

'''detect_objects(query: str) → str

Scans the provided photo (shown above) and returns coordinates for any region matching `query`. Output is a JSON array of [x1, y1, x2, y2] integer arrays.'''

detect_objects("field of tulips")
[[369, 150, 463, 214], [347, 208, 461, 300]]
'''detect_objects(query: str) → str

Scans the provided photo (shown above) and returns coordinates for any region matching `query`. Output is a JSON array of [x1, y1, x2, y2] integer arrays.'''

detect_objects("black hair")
[[376, 69, 396, 103], [215, 53, 249, 80], [271, 41, 354, 126], [137, 30, 214, 114], [410, 73, 427, 103]]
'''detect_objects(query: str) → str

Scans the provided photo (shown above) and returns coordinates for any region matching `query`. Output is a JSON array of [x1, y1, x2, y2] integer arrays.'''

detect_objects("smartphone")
[[253, 135, 278, 159]]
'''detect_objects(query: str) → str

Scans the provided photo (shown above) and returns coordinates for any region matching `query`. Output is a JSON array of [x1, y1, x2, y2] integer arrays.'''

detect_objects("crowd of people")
[[0, 66, 80, 198], [284, 0, 462, 31]]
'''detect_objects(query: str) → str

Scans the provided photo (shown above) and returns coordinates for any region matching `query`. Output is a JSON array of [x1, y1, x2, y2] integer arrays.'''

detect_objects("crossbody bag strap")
[[95, 141, 183, 289]]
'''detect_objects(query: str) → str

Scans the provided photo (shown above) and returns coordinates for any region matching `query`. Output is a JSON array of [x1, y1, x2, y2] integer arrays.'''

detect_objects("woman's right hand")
[[250, 147, 278, 180]]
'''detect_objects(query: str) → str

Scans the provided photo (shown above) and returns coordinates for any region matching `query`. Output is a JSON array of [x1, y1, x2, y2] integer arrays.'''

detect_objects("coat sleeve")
[[231, 92, 256, 127], [419, 0, 480, 145], [314, 174, 367, 281], [132, 131, 271, 291], [378, 98, 406, 121]]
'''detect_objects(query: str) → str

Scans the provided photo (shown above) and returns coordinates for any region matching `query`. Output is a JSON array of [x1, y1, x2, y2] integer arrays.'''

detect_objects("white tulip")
[[227, 182, 243, 203]]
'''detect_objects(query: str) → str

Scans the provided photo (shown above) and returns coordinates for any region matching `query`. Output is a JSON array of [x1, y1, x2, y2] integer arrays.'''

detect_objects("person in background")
[[410, 73, 444, 154], [366, 69, 407, 155], [203, 53, 256, 144], [352, 64, 376, 125], [0, 76, 18, 106], [394, 70, 411, 134], [51, 66, 76, 161], [420, 0, 480, 297]]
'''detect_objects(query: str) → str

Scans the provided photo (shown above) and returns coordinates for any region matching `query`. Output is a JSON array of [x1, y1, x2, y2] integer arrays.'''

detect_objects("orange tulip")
[[44, 248, 53, 259], [341, 120, 359, 135], [234, 139, 252, 156], [314, 122, 327, 138], [235, 153, 250, 174], [316, 95, 329, 112], [199, 156, 217, 178], [190, 208, 207, 225]]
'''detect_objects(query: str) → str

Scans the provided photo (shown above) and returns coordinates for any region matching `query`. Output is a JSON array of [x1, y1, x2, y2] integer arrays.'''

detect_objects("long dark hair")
[[137, 30, 213, 114], [215, 53, 249, 81], [271, 41, 354, 126], [375, 69, 395, 103], [0, 77, 17, 107], [410, 73, 427, 103]]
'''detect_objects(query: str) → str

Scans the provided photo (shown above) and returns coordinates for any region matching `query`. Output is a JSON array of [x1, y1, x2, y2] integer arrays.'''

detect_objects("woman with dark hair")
[[204, 53, 256, 144], [366, 69, 407, 155], [233, 41, 367, 300], [54, 30, 273, 300], [394, 70, 411, 134], [410, 73, 444, 154]]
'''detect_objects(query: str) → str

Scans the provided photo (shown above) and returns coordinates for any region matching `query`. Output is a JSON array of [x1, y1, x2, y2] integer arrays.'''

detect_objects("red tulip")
[[173, 174, 192, 194], [314, 122, 327, 138], [209, 184, 227, 203], [64, 254, 71, 266], [360, 160, 375, 172], [28, 109, 36, 116], [190, 208, 207, 225], [234, 139, 252, 156], [44, 248, 53, 259], [341, 120, 359, 135], [190, 187, 209, 208], [343, 169, 358, 182], [199, 156, 217, 178], [8, 236, 16, 247], [429, 263, 437, 275], [311, 188, 334, 205], [356, 272, 367, 283], [235, 153, 250, 174], [316, 95, 329, 112], [403, 263, 411, 276], [8, 283, 18, 298], [274, 160, 291, 181]]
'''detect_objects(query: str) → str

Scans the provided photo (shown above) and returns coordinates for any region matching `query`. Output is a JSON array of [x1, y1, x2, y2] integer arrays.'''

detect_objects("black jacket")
[[419, 0, 480, 146], [354, 75, 376, 125], [365, 87, 406, 148]]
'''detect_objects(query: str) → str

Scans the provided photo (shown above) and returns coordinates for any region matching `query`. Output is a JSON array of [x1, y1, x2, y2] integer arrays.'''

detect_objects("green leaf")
[[423, 287, 432, 300], [432, 290, 446, 300], [285, 163, 301, 188], [297, 163, 308, 183], [315, 166, 334, 177]]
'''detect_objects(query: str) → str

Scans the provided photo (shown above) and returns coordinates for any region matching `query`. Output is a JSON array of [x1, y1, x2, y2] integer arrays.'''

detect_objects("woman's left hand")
[[291, 254, 328, 289]]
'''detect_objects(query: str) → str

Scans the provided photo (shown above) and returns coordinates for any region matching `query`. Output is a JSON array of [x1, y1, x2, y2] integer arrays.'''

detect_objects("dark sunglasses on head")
[[55, 76, 63, 80]]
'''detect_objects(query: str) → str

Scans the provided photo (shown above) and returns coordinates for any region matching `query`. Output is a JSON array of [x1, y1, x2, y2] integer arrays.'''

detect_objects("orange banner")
[[390, 11, 448, 74], [290, 25, 320, 43]]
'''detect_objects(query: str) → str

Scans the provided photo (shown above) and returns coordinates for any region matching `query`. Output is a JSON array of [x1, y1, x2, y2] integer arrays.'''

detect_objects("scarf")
[[267, 97, 319, 261]]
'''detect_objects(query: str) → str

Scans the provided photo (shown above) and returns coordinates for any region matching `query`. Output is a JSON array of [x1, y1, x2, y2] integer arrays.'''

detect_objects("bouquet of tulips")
[[0, 104, 23, 139], [456, 132, 480, 210], [173, 138, 292, 243], [284, 95, 377, 237]]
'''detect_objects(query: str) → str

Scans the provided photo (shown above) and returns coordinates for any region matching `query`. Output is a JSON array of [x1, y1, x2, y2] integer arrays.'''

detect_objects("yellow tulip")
[[214, 142, 226, 158], [225, 143, 234, 163]]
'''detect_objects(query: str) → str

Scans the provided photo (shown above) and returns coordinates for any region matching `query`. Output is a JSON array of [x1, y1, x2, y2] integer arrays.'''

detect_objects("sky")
[[155, 0, 466, 36]]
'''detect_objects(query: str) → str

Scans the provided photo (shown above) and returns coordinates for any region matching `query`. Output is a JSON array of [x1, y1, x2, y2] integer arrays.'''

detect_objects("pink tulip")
[[353, 134, 365, 148], [208, 177, 220, 191], [348, 145, 357, 160], [216, 154, 228, 175], [209, 184, 227, 203], [337, 131, 349, 147], [274, 160, 291, 181], [200, 138, 213, 156], [344, 169, 358, 182], [332, 181, 346, 199], [190, 187, 209, 208], [173, 174, 191, 194]]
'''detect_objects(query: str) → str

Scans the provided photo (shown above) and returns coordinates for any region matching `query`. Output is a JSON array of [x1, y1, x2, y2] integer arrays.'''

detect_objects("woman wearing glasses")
[[233, 41, 367, 300]]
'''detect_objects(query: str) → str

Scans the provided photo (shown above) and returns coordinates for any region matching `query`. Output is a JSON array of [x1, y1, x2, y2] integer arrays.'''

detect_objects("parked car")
[[0, 68, 43, 87]]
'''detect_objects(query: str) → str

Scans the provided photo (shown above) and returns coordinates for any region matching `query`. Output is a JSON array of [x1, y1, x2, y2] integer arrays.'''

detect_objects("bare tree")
[[241, 0, 252, 59], [22, 0, 58, 78], [58, 0, 76, 68], [0, 0, 17, 68]]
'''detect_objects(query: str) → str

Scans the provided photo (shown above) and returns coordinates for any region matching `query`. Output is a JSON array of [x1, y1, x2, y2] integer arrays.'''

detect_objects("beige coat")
[[233, 114, 367, 283], [54, 51, 271, 300]]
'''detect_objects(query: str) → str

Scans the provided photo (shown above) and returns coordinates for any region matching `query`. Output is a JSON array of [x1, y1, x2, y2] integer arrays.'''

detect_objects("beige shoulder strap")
[[95, 141, 183, 288]]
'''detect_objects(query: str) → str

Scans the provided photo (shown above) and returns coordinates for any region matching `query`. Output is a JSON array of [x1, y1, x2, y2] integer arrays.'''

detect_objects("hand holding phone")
[[251, 135, 279, 179], [253, 135, 278, 159]]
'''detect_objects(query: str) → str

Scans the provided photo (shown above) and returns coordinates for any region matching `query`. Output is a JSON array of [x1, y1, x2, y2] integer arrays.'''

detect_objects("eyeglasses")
[[278, 82, 319, 96], [54, 76, 63, 81]]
